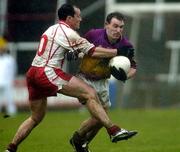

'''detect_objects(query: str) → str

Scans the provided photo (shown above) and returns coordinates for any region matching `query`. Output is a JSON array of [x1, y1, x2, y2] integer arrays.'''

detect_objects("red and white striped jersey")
[[32, 21, 94, 70]]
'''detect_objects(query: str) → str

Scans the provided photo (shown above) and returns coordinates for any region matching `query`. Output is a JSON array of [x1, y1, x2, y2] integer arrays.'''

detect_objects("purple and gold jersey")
[[79, 29, 136, 80]]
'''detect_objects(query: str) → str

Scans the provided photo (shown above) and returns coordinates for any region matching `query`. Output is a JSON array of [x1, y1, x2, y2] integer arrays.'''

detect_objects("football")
[[109, 56, 130, 74]]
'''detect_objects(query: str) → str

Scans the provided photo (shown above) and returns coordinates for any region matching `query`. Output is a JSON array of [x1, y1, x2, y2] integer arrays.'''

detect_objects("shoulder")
[[46, 24, 59, 32], [85, 29, 104, 36], [44, 24, 59, 36], [120, 36, 133, 47], [50, 23, 81, 42]]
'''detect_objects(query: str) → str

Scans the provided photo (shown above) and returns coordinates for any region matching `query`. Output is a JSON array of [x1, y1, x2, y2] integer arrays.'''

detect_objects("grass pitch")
[[0, 108, 180, 152]]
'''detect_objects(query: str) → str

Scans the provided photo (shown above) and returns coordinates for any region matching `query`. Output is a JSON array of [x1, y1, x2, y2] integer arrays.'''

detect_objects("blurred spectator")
[[0, 37, 17, 117]]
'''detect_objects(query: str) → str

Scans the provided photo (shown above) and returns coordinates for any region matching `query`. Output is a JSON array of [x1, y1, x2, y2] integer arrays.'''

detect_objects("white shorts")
[[77, 74, 111, 108]]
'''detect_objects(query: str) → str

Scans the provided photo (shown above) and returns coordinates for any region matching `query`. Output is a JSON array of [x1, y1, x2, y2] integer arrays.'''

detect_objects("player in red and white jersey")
[[5, 4, 135, 152], [32, 22, 94, 69]]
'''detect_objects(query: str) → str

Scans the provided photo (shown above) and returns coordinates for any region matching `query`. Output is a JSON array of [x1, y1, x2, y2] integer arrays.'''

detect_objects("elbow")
[[88, 47, 96, 56]]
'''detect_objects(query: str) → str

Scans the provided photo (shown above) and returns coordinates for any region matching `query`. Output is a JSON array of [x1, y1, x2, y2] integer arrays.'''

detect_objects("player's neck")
[[107, 36, 118, 44]]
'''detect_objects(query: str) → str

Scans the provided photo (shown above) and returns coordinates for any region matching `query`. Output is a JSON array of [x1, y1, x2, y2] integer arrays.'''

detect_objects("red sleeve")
[[88, 47, 96, 56]]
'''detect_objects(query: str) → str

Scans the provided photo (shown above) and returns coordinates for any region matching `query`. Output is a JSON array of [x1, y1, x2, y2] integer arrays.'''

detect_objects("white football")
[[109, 56, 130, 74]]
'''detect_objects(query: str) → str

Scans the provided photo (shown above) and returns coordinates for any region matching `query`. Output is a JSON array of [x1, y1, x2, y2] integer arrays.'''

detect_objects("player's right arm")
[[87, 46, 135, 59], [57, 26, 118, 59], [88, 47, 117, 58], [60, 26, 132, 60]]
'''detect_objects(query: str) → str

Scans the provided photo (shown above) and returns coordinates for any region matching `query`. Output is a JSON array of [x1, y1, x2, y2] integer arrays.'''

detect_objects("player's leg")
[[58, 76, 113, 129], [67, 76, 137, 152], [6, 98, 47, 152], [77, 101, 109, 141], [85, 123, 102, 142], [69, 79, 110, 146], [74, 107, 108, 142], [72, 118, 101, 139], [5, 86, 17, 116], [0, 88, 3, 114], [69, 108, 105, 152], [59, 76, 137, 147], [69, 118, 103, 152], [77, 117, 102, 139]]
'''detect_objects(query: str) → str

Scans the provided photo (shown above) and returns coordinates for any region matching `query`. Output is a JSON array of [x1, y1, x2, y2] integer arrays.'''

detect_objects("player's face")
[[70, 7, 82, 30], [105, 17, 124, 42]]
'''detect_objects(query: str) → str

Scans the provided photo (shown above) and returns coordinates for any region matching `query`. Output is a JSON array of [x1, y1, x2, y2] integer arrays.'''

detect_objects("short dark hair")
[[58, 4, 75, 20], [106, 12, 125, 23]]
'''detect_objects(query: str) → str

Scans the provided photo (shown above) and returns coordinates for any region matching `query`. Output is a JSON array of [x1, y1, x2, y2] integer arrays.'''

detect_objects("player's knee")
[[83, 88, 98, 104]]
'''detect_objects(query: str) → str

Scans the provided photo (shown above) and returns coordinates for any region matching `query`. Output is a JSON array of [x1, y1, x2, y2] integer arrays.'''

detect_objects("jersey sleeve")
[[56, 25, 94, 54]]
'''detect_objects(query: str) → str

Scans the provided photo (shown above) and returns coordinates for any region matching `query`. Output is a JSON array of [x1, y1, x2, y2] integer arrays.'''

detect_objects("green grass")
[[1, 108, 180, 152]]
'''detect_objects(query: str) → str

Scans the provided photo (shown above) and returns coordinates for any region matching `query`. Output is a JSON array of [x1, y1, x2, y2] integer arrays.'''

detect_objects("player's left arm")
[[127, 56, 137, 79], [121, 38, 137, 79], [88, 47, 117, 58], [127, 67, 136, 79]]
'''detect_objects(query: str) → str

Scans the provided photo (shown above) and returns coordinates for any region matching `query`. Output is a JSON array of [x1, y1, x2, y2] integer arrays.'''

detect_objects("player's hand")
[[117, 46, 134, 58], [65, 50, 79, 61], [110, 66, 127, 82]]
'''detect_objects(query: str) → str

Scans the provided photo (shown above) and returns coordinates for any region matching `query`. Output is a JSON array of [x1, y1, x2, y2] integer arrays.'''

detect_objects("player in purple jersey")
[[68, 12, 137, 152]]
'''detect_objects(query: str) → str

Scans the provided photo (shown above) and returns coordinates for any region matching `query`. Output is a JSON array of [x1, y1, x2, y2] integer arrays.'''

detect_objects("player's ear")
[[104, 21, 109, 28], [67, 16, 73, 21]]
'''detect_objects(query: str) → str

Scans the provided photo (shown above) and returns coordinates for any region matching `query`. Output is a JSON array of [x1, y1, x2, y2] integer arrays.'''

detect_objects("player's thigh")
[[29, 98, 47, 122], [58, 76, 96, 99]]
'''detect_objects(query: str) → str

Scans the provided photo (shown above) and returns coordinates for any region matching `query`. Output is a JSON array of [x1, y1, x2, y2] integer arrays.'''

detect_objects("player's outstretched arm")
[[65, 46, 118, 60], [90, 46, 134, 58], [89, 47, 117, 58]]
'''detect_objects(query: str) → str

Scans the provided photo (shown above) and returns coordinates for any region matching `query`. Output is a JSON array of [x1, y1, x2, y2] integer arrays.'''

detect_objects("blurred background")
[[0, 0, 180, 112]]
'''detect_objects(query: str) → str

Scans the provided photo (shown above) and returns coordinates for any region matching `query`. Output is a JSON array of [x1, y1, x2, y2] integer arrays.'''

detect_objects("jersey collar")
[[59, 20, 70, 28]]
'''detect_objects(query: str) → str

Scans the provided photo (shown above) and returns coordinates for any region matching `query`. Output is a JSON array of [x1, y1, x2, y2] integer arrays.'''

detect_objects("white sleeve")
[[72, 37, 95, 54], [55, 25, 94, 54]]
